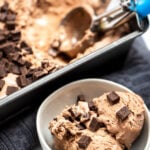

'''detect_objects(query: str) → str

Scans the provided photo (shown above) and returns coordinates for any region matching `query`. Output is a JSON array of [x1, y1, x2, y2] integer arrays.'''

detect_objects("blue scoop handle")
[[129, 0, 150, 17]]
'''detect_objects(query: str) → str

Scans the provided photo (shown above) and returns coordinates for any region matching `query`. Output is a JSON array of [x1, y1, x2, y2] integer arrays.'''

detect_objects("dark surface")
[[0, 37, 150, 149]]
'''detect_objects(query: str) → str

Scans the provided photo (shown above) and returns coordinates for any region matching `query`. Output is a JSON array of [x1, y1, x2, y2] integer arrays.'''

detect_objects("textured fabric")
[[0, 37, 150, 149]]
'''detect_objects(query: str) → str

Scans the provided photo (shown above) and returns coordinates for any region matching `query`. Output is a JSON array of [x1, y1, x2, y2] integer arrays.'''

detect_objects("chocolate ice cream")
[[49, 92, 145, 150], [0, 0, 138, 98]]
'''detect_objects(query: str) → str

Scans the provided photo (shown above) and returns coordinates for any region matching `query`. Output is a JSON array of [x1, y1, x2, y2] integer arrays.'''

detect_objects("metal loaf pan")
[[0, 16, 149, 123]]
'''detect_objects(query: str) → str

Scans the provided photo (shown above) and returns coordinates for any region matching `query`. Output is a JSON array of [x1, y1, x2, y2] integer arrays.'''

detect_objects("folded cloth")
[[0, 37, 150, 150]]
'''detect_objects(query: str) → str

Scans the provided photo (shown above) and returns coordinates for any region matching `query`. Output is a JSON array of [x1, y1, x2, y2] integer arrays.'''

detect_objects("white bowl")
[[36, 79, 150, 150]]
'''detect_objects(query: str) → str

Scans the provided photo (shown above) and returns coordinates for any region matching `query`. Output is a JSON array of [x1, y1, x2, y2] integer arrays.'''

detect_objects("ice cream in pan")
[[0, 0, 144, 98], [49, 91, 145, 150]]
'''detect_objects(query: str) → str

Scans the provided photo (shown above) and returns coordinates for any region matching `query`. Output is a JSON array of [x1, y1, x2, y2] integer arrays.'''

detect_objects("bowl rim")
[[36, 78, 150, 150]]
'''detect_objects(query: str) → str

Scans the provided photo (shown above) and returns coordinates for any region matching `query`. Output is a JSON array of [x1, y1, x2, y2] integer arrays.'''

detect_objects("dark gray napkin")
[[0, 37, 150, 150]]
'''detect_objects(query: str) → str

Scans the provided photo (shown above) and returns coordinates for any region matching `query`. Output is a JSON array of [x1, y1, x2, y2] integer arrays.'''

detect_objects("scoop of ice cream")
[[49, 92, 145, 150], [93, 92, 145, 149]]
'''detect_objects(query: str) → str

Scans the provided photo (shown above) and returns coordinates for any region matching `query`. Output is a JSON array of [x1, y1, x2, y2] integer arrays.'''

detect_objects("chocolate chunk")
[[77, 135, 92, 149], [6, 52, 20, 62], [25, 61, 32, 69], [0, 64, 7, 78], [89, 117, 105, 132], [41, 59, 49, 68], [116, 106, 130, 121], [17, 57, 25, 65], [5, 21, 16, 30], [33, 70, 47, 80], [76, 123, 86, 130], [107, 91, 120, 104], [88, 101, 97, 111], [68, 107, 79, 118], [0, 13, 7, 22], [0, 43, 15, 54], [76, 94, 86, 104], [16, 75, 28, 87], [10, 30, 21, 42], [10, 63, 21, 75], [20, 41, 33, 54], [20, 66, 28, 75], [0, 79, 5, 90], [6, 86, 18, 95], [0, 35, 6, 44]]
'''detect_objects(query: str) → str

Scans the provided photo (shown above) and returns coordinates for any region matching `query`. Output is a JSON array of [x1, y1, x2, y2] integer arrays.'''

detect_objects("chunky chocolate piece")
[[0, 64, 7, 78], [89, 117, 105, 132], [16, 75, 28, 87], [77, 135, 92, 149], [116, 106, 130, 121], [0, 43, 15, 54], [76, 123, 86, 130], [0, 79, 5, 90], [107, 91, 120, 104], [33, 70, 47, 80], [68, 107, 79, 118], [9, 30, 21, 42], [76, 94, 86, 104], [6, 86, 18, 95], [5, 21, 16, 30], [41, 59, 49, 68], [88, 101, 97, 111], [6, 52, 20, 62], [20, 66, 28, 75], [17, 57, 25, 65], [20, 41, 33, 54], [10, 63, 21, 75]]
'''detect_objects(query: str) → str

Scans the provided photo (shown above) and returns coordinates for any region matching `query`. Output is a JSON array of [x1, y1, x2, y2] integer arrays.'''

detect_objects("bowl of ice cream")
[[36, 78, 150, 150]]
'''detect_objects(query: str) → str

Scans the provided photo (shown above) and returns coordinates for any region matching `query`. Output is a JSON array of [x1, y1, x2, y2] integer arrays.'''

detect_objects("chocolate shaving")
[[0, 79, 5, 90], [89, 117, 105, 132], [6, 86, 18, 95], [107, 91, 120, 104], [116, 106, 130, 121], [77, 135, 92, 149]]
